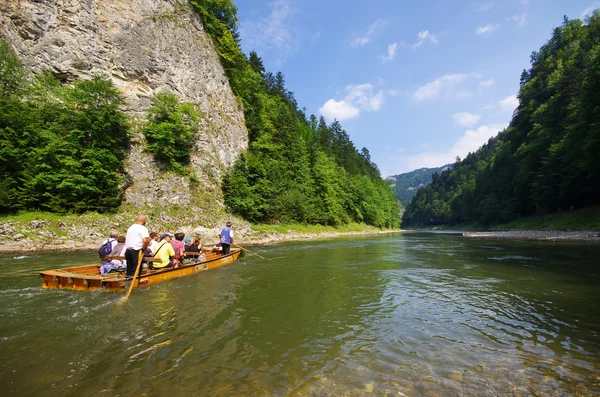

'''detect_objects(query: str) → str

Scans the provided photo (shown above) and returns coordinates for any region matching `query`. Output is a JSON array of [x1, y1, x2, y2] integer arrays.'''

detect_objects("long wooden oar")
[[232, 243, 265, 259], [119, 250, 144, 304]]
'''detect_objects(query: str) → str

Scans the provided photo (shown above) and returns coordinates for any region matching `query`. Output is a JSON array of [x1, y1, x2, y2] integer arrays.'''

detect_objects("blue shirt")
[[220, 227, 232, 244]]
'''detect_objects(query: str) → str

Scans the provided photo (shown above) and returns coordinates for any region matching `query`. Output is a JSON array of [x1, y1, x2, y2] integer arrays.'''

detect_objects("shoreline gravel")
[[0, 229, 401, 255], [1, 228, 599, 256], [461, 230, 600, 243]]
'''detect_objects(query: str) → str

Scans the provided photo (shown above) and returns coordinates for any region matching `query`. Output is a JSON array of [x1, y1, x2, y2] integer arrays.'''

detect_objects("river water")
[[0, 232, 598, 396]]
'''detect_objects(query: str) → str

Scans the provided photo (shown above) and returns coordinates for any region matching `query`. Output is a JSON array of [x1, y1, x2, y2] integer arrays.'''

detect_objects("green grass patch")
[[0, 211, 67, 223], [401, 207, 600, 231], [251, 222, 387, 234], [493, 207, 600, 231]]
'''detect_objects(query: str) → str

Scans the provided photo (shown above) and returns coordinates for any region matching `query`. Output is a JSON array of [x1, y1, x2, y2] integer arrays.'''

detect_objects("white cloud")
[[345, 84, 385, 111], [581, 4, 599, 19], [318, 99, 360, 121], [239, 0, 298, 64], [507, 13, 529, 26], [479, 79, 495, 88], [319, 83, 386, 120], [453, 112, 482, 128], [412, 30, 439, 48], [405, 124, 506, 169], [352, 19, 388, 47], [476, 24, 497, 37], [413, 73, 480, 102], [381, 42, 398, 62], [500, 95, 519, 112]]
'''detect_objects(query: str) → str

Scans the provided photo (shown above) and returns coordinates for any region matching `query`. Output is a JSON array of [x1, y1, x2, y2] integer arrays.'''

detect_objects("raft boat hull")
[[40, 249, 242, 292]]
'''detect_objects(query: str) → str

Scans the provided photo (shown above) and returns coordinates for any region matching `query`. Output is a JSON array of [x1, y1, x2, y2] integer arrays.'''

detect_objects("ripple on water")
[[489, 255, 537, 261], [2, 235, 599, 396]]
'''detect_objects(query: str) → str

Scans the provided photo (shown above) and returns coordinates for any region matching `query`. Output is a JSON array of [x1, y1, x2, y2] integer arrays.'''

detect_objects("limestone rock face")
[[0, 0, 248, 208]]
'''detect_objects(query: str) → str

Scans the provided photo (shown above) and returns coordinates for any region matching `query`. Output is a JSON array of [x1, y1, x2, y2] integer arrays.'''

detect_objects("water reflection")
[[0, 234, 599, 396]]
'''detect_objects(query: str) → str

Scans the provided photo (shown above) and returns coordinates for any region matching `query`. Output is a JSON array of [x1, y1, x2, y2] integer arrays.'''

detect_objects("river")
[[0, 232, 598, 396]]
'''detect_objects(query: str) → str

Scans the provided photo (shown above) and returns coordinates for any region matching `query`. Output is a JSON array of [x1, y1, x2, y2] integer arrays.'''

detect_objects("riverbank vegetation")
[[403, 13, 600, 228], [190, 0, 400, 228], [251, 222, 386, 235], [492, 207, 600, 231], [0, 1, 399, 230], [0, 40, 130, 214], [143, 93, 200, 174], [409, 206, 600, 232]]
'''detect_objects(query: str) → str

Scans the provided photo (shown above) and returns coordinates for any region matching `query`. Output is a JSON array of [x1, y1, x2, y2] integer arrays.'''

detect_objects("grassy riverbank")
[[409, 207, 600, 232], [0, 210, 397, 254], [492, 207, 600, 231], [251, 223, 384, 234]]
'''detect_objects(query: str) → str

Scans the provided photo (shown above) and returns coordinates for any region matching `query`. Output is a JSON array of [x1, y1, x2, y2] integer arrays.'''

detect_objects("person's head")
[[226, 221, 232, 228], [110, 230, 119, 238], [136, 214, 147, 225], [184, 237, 192, 245], [174, 232, 185, 241], [117, 236, 126, 243], [150, 232, 158, 241], [160, 233, 173, 241], [193, 237, 201, 246]]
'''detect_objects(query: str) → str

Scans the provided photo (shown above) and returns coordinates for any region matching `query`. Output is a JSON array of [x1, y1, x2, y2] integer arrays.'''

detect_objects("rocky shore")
[[2, 218, 599, 255], [462, 230, 600, 242], [0, 219, 400, 255]]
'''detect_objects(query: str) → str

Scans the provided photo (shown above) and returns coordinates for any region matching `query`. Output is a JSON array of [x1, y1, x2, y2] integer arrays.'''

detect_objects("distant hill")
[[401, 15, 600, 227], [386, 165, 452, 205]]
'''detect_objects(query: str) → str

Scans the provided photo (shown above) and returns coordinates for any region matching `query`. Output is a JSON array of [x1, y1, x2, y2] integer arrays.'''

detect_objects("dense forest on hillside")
[[0, 40, 130, 213], [191, 0, 400, 227], [403, 13, 600, 227], [0, 1, 399, 228], [387, 165, 451, 205]]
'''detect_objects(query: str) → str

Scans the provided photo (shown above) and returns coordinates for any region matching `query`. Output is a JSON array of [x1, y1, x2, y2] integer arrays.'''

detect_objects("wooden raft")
[[39, 249, 242, 292]]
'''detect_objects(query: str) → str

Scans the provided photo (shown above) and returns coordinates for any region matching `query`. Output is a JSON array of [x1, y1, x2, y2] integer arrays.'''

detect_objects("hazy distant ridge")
[[387, 165, 452, 205]]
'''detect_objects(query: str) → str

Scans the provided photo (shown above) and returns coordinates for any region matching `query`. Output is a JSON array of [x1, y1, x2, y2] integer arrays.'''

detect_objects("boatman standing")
[[219, 221, 234, 255], [125, 215, 150, 277]]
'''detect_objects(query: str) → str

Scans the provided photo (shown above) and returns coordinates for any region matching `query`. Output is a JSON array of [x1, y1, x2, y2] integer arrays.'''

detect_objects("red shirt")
[[170, 239, 185, 256]]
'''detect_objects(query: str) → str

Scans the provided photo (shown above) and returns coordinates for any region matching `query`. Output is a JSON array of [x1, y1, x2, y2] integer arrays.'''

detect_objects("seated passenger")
[[98, 230, 119, 257], [147, 232, 159, 255], [151, 233, 178, 270], [171, 232, 186, 259], [195, 237, 203, 250], [181, 237, 200, 264], [185, 237, 200, 255], [100, 236, 126, 274], [212, 242, 222, 253]]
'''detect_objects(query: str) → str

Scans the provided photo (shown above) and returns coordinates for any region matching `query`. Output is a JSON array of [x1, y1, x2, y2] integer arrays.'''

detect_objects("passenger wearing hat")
[[151, 233, 177, 269], [219, 221, 234, 255]]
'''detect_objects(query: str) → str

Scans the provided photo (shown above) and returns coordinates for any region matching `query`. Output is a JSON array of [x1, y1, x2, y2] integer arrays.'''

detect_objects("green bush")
[[0, 40, 130, 213], [143, 93, 199, 172]]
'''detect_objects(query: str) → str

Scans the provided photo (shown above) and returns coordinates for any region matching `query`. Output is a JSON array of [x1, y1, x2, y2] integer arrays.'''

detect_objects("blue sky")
[[233, 0, 598, 177]]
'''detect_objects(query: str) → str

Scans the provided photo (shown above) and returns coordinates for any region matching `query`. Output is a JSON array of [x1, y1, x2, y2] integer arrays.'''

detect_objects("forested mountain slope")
[[0, 0, 247, 217], [403, 14, 600, 227], [387, 165, 452, 206], [192, 0, 400, 227], [0, 0, 399, 228]]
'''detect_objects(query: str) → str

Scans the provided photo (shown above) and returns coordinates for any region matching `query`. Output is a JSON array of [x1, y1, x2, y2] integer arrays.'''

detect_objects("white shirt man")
[[124, 215, 150, 276]]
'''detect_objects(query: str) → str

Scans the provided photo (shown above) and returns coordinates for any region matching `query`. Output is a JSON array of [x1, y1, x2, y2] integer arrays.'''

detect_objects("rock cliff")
[[0, 0, 248, 210]]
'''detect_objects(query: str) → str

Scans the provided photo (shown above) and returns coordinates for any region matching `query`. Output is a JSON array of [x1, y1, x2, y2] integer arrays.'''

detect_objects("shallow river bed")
[[1, 232, 598, 396]]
